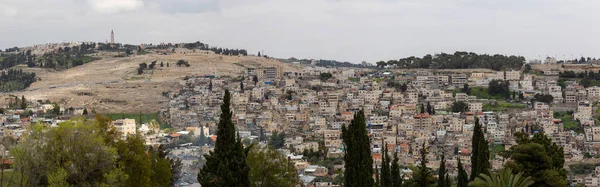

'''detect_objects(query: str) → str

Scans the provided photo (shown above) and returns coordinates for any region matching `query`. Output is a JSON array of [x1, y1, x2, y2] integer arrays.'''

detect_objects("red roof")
[[170, 133, 180, 138], [372, 153, 382, 160], [414, 113, 430, 119], [210, 135, 217, 142], [400, 143, 409, 147]]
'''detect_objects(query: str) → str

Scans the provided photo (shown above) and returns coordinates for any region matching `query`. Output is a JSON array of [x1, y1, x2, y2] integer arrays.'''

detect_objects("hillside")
[[0, 52, 299, 113]]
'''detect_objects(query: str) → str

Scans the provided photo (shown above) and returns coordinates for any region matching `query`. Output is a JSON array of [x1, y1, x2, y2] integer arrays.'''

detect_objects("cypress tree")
[[420, 104, 425, 114], [457, 157, 468, 187], [240, 80, 244, 93], [20, 95, 26, 109], [381, 142, 391, 187], [426, 102, 432, 115], [342, 110, 373, 187], [208, 80, 213, 91], [437, 154, 446, 187], [412, 141, 435, 187], [445, 173, 450, 187], [375, 165, 380, 187], [470, 118, 490, 181], [198, 90, 250, 186], [391, 144, 402, 187]]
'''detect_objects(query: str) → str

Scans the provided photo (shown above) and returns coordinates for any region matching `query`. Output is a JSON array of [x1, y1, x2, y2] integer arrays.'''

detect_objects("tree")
[[125, 48, 132, 55], [253, 75, 258, 85], [149, 146, 172, 187], [198, 90, 250, 186], [470, 118, 490, 181], [488, 80, 510, 98], [420, 104, 426, 114], [457, 158, 469, 187], [463, 84, 470, 94], [468, 168, 534, 187], [240, 80, 244, 93], [437, 154, 446, 187], [11, 118, 125, 186], [117, 134, 152, 187], [247, 146, 298, 187], [391, 147, 402, 187], [319, 73, 333, 81], [381, 142, 391, 187], [426, 102, 433, 115], [451, 101, 468, 113], [167, 62, 169, 67], [342, 110, 373, 187], [20, 95, 26, 109], [268, 131, 285, 149], [407, 141, 436, 187], [533, 94, 553, 104], [82, 108, 88, 115], [208, 80, 213, 91], [518, 92, 525, 100], [503, 132, 566, 187], [160, 61, 164, 67], [257, 51, 261, 57], [375, 165, 381, 187]]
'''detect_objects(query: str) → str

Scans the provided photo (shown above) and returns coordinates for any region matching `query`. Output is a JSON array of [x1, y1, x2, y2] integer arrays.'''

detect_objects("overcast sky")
[[1, 0, 598, 62]]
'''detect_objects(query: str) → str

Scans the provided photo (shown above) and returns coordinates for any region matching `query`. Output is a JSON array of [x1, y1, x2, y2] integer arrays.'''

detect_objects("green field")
[[554, 111, 582, 133], [483, 102, 526, 112], [102, 112, 172, 129], [468, 87, 508, 100]]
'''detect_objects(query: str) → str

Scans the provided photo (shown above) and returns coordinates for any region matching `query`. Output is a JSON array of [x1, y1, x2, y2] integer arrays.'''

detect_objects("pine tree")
[[342, 110, 373, 187], [457, 158, 469, 187], [240, 80, 244, 93], [381, 142, 391, 187], [437, 154, 446, 187], [470, 118, 490, 181], [198, 90, 250, 186], [411, 141, 435, 187], [20, 95, 26, 109], [391, 144, 402, 187], [426, 102, 432, 115], [445, 173, 451, 187], [375, 165, 381, 187]]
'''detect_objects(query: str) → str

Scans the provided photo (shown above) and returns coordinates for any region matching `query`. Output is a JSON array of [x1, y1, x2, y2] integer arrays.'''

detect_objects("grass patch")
[[483, 102, 526, 112], [1, 170, 23, 186], [103, 112, 172, 129], [492, 144, 505, 154], [348, 77, 360, 82], [554, 111, 582, 133], [468, 87, 507, 100]]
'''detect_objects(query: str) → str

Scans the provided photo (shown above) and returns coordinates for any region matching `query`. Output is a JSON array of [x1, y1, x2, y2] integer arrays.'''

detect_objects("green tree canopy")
[[247, 146, 298, 187], [342, 110, 373, 187]]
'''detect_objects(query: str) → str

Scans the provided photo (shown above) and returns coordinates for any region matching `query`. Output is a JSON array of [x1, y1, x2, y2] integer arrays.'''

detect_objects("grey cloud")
[[0, 0, 599, 62]]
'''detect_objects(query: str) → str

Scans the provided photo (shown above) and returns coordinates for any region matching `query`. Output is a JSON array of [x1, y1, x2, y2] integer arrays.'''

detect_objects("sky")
[[0, 0, 599, 63]]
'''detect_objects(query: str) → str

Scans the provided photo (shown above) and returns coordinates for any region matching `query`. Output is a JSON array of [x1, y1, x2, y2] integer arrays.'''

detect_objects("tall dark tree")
[[342, 110, 373, 187], [420, 104, 426, 114], [20, 95, 26, 109], [198, 90, 250, 186], [410, 141, 436, 187], [208, 80, 213, 91], [375, 165, 381, 187], [437, 154, 446, 187], [457, 158, 469, 187], [463, 83, 470, 94], [252, 75, 258, 85], [426, 102, 433, 115], [391, 143, 402, 187], [470, 118, 490, 181], [381, 142, 391, 187], [240, 80, 244, 93]]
